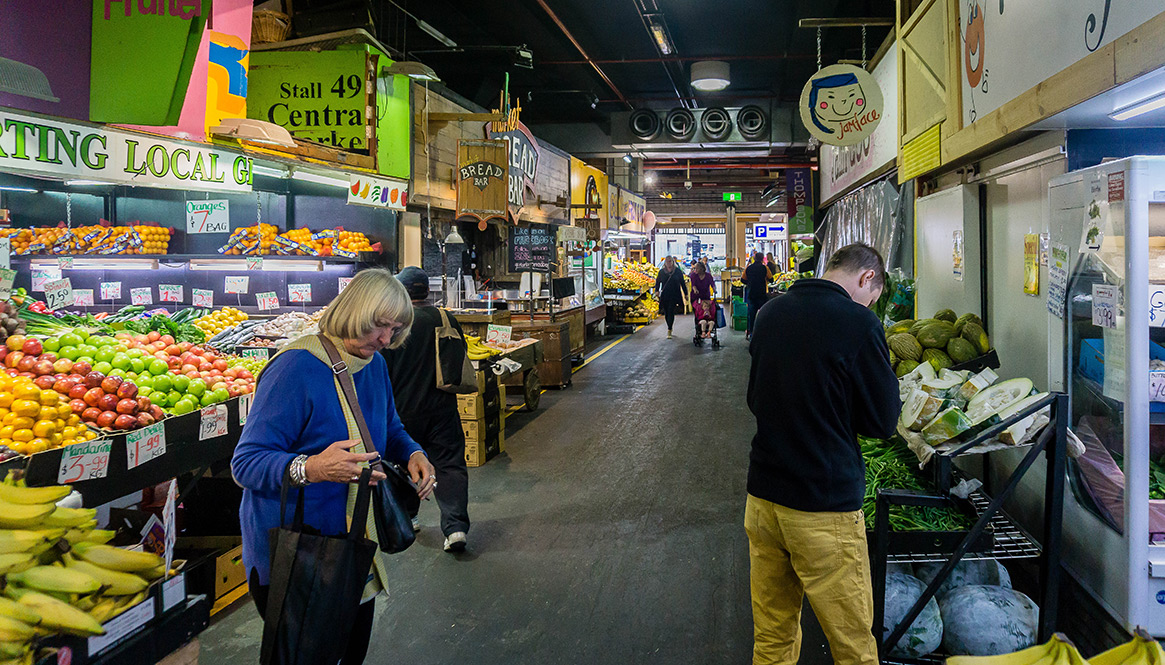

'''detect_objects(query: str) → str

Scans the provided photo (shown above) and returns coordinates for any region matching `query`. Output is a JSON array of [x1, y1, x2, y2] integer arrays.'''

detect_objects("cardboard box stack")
[[458, 370, 506, 467]]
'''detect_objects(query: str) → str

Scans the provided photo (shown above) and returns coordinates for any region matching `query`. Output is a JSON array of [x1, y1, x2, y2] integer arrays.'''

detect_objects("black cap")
[[396, 266, 429, 300]]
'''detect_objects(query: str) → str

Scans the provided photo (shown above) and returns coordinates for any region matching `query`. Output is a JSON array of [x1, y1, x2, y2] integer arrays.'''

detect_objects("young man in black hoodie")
[[745, 243, 900, 665]]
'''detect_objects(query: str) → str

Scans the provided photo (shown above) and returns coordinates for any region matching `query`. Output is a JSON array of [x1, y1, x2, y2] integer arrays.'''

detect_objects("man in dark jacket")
[[382, 267, 470, 553], [741, 252, 772, 340], [744, 243, 900, 665]]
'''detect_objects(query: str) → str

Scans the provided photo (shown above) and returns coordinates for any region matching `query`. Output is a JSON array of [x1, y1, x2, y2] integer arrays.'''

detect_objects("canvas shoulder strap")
[[317, 334, 375, 450]]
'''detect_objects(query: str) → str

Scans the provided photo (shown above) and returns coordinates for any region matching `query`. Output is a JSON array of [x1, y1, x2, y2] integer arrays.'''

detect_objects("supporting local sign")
[[798, 64, 883, 147], [347, 174, 408, 211], [0, 110, 253, 192], [456, 140, 509, 228]]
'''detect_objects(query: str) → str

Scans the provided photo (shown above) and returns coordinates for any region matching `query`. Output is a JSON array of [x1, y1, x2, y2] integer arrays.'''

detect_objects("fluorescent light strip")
[[31, 258, 157, 271], [1110, 91, 1165, 121], [65, 180, 113, 187], [0, 186, 37, 193], [291, 171, 350, 188], [251, 165, 288, 178], [190, 258, 323, 272]]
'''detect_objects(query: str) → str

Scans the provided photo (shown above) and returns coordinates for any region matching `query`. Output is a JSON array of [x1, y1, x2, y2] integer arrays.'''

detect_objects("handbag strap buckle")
[[330, 360, 348, 375]]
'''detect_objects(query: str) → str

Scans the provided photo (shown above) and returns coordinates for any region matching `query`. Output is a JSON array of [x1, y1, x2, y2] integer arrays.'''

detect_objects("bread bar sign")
[[799, 64, 883, 147], [456, 139, 509, 227]]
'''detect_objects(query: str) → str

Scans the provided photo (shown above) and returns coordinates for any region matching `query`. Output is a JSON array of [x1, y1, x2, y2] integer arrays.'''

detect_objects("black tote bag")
[[259, 467, 377, 665]]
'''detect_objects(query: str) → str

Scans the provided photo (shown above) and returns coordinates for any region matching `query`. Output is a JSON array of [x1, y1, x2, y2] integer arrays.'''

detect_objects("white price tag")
[[192, 288, 214, 308], [241, 348, 269, 359], [199, 405, 229, 440], [1151, 371, 1165, 403], [74, 289, 94, 307], [87, 597, 155, 655], [130, 287, 152, 305], [0, 268, 15, 299], [58, 256, 73, 270], [0, 237, 10, 269], [158, 285, 182, 302], [43, 278, 74, 311], [162, 573, 185, 612], [238, 393, 253, 426], [125, 422, 166, 470], [288, 283, 311, 303], [1093, 284, 1118, 329], [246, 256, 263, 271], [338, 276, 353, 293], [57, 439, 112, 484], [486, 324, 512, 346], [256, 291, 279, 311], [1150, 285, 1165, 327], [100, 281, 122, 300], [185, 199, 230, 234], [31, 266, 61, 292], [225, 276, 248, 294]]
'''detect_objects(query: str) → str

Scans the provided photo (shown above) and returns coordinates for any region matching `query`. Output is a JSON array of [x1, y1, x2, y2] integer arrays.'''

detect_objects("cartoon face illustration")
[[964, 2, 985, 89], [807, 74, 864, 135]]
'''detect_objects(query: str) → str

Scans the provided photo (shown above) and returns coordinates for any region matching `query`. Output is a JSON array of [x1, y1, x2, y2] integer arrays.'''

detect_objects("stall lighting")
[[209, 118, 295, 147], [291, 171, 350, 188], [251, 165, 288, 178], [647, 20, 674, 55], [1110, 91, 1165, 121], [445, 228, 465, 244], [417, 19, 457, 48], [31, 258, 157, 271], [0, 186, 37, 193], [65, 180, 112, 187], [381, 61, 441, 82], [645, 174, 655, 185], [190, 258, 323, 272], [623, 153, 633, 164], [691, 61, 731, 92]]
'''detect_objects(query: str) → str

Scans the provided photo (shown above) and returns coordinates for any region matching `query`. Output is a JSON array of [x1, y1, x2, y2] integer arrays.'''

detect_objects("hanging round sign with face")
[[798, 64, 884, 147]]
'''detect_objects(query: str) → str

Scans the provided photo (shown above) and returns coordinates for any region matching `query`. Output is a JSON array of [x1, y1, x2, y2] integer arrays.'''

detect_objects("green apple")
[[58, 333, 82, 348], [187, 379, 207, 397], [93, 347, 116, 364], [212, 388, 229, 403], [148, 359, 169, 376], [173, 375, 190, 393], [130, 358, 146, 374], [42, 338, 60, 353], [59, 346, 81, 361], [167, 390, 184, 407], [111, 354, 131, 371], [172, 399, 196, 415], [200, 392, 217, 407], [93, 361, 113, 376], [151, 375, 171, 393]]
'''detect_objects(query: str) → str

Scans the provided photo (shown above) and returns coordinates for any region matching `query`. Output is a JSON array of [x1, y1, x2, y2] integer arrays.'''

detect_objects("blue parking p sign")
[[755, 226, 768, 239]]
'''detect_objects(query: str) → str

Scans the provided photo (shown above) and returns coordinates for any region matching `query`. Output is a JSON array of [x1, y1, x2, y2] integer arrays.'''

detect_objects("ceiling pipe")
[[543, 53, 818, 65], [532, 0, 632, 109], [643, 162, 814, 170]]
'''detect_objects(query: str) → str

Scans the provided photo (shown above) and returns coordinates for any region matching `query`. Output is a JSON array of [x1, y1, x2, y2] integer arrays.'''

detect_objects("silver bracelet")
[[289, 455, 311, 487]]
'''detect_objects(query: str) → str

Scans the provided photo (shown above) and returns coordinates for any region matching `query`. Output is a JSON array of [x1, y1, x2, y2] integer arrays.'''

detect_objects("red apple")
[[5, 368, 18, 377], [147, 331, 161, 343], [114, 414, 137, 430], [52, 358, 73, 374], [148, 404, 164, 421], [82, 407, 101, 422], [136, 396, 151, 413], [72, 361, 91, 376], [16, 356, 35, 373], [33, 375, 55, 391], [211, 381, 227, 392], [53, 377, 75, 393], [34, 360, 54, 376], [160, 335, 175, 346], [40, 352, 56, 363], [238, 369, 253, 381], [21, 339, 41, 356], [181, 364, 197, 374], [115, 398, 137, 415], [83, 371, 105, 388], [97, 393, 119, 412], [224, 368, 239, 379], [227, 385, 242, 397], [68, 384, 88, 400], [17, 372, 33, 379], [96, 411, 117, 428], [167, 358, 182, 370], [116, 382, 137, 400], [100, 376, 122, 394], [69, 398, 87, 414], [136, 412, 156, 427], [165, 344, 182, 357], [0, 347, 9, 363], [4, 351, 22, 369], [198, 359, 212, 372], [134, 334, 149, 345]]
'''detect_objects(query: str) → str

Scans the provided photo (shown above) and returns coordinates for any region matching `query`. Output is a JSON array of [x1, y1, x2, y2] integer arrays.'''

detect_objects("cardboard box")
[[214, 545, 246, 600], [465, 432, 501, 467], [457, 390, 501, 420], [462, 415, 501, 444]]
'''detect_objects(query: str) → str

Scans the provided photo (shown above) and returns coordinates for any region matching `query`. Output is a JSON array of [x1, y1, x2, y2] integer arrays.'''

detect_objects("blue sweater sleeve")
[[377, 354, 424, 464], [231, 352, 311, 493]]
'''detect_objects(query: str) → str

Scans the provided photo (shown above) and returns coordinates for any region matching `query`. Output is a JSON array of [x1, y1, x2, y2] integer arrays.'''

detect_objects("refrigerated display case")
[[1049, 156, 1165, 636]]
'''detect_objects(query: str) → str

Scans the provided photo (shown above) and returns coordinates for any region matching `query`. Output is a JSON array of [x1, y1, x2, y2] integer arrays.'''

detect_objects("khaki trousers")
[[744, 494, 878, 665]]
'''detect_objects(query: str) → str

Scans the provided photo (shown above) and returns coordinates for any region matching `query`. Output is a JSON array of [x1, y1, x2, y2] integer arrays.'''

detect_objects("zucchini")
[[920, 375, 963, 400], [900, 389, 931, 430], [921, 407, 974, 446], [965, 377, 1035, 425]]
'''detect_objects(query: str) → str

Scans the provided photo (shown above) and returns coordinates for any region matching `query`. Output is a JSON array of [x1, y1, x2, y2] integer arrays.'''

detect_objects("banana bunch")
[[948, 635, 1087, 665], [465, 335, 502, 361]]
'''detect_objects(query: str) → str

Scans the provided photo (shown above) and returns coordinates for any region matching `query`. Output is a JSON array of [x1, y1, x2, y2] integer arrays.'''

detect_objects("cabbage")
[[940, 585, 1039, 655], [884, 573, 944, 657], [913, 560, 1012, 600]]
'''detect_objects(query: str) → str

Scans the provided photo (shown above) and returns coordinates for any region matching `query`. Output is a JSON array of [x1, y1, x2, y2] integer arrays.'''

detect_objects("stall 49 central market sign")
[[0, 111, 253, 192]]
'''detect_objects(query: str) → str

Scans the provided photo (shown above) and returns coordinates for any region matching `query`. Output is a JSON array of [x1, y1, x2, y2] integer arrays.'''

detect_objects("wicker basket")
[[252, 10, 291, 44]]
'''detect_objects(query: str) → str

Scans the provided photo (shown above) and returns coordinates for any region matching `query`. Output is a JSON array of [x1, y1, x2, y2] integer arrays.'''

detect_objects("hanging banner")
[[347, 174, 408, 211], [799, 64, 883, 147], [786, 168, 814, 236], [455, 139, 509, 227], [820, 43, 898, 202], [0, 110, 252, 192]]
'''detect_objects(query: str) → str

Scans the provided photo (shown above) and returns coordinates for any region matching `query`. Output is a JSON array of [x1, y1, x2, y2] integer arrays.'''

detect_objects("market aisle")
[[200, 321, 831, 665]]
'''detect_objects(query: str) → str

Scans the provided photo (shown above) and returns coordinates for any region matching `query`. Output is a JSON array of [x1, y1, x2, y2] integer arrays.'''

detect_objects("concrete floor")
[[200, 320, 832, 665]]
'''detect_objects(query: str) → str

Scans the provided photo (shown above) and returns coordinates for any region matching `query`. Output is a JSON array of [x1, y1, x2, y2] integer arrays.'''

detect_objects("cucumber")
[[965, 377, 1035, 425]]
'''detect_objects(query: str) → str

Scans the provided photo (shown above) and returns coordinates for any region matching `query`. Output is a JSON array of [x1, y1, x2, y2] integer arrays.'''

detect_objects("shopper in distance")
[[689, 260, 717, 340], [382, 267, 472, 553], [744, 243, 901, 665], [741, 252, 773, 341], [654, 255, 689, 340], [232, 268, 437, 664]]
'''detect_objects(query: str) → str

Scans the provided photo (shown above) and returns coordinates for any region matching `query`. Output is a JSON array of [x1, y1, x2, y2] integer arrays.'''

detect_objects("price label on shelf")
[[43, 278, 74, 311], [57, 440, 112, 484], [192, 289, 213, 308], [288, 284, 311, 303], [225, 276, 248, 294], [0, 237, 10, 269], [0, 268, 16, 299], [1151, 372, 1165, 403], [100, 281, 122, 300], [199, 405, 229, 440], [74, 289, 94, 307], [241, 348, 269, 359], [338, 276, 353, 293], [58, 256, 73, 270], [1092, 284, 1118, 329], [158, 285, 182, 302], [130, 287, 152, 305], [126, 422, 166, 470], [238, 393, 253, 426], [256, 291, 279, 311], [246, 256, 263, 271], [31, 266, 61, 292]]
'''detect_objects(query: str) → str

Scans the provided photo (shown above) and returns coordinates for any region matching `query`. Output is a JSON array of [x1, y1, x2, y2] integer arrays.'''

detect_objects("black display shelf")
[[13, 251, 381, 264]]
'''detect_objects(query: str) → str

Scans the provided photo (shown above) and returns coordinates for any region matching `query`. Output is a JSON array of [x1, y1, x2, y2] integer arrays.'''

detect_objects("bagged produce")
[[913, 560, 1012, 600], [921, 407, 974, 445], [939, 585, 1039, 656], [883, 573, 944, 657]]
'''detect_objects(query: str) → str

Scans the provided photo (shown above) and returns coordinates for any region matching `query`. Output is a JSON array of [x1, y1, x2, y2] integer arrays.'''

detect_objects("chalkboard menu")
[[509, 224, 554, 273]]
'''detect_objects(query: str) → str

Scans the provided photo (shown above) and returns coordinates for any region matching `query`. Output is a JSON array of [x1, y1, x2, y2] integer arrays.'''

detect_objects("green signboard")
[[248, 50, 370, 151], [723, 192, 742, 202]]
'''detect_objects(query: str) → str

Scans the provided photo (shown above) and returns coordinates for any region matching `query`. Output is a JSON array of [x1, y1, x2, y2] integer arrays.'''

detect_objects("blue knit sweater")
[[231, 350, 423, 585]]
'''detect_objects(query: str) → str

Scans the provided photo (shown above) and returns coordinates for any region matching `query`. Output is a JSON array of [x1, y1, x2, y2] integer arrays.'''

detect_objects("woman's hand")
[[407, 450, 437, 500], [305, 440, 387, 484]]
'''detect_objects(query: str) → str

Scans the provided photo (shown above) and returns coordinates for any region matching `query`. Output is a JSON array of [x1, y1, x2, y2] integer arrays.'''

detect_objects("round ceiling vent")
[[736, 105, 768, 140], [629, 109, 661, 141], [665, 108, 696, 141], [700, 107, 732, 141]]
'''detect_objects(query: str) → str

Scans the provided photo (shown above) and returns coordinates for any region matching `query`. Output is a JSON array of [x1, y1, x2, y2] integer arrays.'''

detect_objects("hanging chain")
[[816, 27, 822, 71], [256, 192, 262, 229], [862, 25, 868, 69], [65, 192, 72, 228]]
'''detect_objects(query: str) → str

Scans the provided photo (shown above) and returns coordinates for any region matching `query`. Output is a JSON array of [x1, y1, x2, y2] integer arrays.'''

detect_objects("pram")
[[692, 299, 722, 349]]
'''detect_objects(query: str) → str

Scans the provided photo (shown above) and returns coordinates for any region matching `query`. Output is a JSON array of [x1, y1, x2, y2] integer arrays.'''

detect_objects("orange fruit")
[[12, 429, 33, 443], [12, 384, 39, 400], [56, 404, 71, 419], [10, 416, 33, 431], [27, 438, 48, 454], [38, 391, 58, 407], [0, 426, 14, 439], [32, 420, 55, 438], [11, 399, 40, 418], [2, 412, 16, 425], [37, 406, 57, 422]]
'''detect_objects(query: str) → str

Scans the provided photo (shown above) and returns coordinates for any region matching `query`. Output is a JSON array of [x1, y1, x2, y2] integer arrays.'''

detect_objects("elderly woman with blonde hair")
[[232, 268, 437, 665]]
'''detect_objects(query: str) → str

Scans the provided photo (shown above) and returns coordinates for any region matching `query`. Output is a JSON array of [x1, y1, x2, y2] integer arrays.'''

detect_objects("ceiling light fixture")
[[65, 180, 112, 187], [513, 46, 534, 70], [416, 19, 457, 48], [291, 170, 350, 188], [381, 61, 441, 82], [210, 118, 295, 147], [645, 174, 656, 186], [32, 258, 157, 271], [445, 227, 465, 244], [0, 185, 37, 193], [623, 153, 633, 164], [646, 18, 674, 55], [691, 61, 730, 92], [251, 164, 289, 179], [1110, 90, 1165, 121]]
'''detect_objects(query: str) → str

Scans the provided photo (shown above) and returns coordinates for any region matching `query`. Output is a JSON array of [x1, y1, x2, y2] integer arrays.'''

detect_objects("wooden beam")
[[944, 0, 963, 137], [900, 0, 938, 37], [1115, 10, 1165, 85]]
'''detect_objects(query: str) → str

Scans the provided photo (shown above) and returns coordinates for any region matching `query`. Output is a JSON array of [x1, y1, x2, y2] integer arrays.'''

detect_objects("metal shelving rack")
[[871, 392, 1068, 661]]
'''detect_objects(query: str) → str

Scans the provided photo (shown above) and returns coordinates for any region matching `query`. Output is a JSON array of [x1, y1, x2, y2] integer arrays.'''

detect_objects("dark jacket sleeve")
[[850, 325, 902, 439]]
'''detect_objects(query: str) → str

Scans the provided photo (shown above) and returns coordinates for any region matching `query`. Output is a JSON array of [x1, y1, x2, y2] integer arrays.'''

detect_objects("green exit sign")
[[723, 192, 742, 202]]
